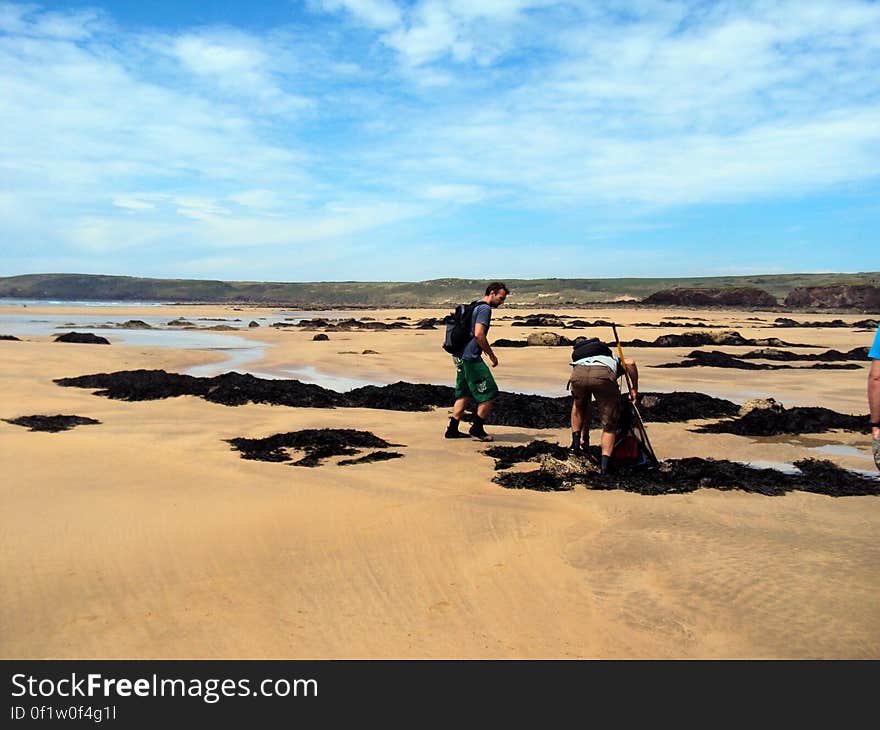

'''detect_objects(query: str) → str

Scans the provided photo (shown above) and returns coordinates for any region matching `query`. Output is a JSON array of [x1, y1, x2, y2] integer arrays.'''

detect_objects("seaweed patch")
[[487, 440, 879, 497], [226, 428, 404, 467], [3, 414, 101, 432], [338, 451, 404, 466], [692, 406, 869, 436], [54, 369, 740, 429]]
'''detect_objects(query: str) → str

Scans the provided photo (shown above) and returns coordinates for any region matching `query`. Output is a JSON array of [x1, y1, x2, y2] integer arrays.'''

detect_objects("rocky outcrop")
[[653, 350, 861, 370], [291, 318, 408, 331], [739, 347, 869, 362], [632, 321, 723, 328], [642, 287, 778, 308], [623, 331, 815, 347], [739, 398, 784, 417], [526, 332, 573, 347], [784, 285, 880, 312], [772, 317, 880, 328], [54, 332, 110, 345]]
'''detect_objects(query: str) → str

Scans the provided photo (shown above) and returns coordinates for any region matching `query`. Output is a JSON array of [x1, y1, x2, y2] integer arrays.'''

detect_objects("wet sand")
[[1, 304, 877, 658]]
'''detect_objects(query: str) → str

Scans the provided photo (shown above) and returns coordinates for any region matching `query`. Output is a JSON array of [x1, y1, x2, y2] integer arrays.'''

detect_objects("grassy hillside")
[[1, 272, 878, 307]]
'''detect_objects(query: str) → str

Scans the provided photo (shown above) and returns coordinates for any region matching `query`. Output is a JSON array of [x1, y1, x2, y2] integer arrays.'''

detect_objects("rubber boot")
[[445, 416, 469, 439], [468, 415, 493, 442]]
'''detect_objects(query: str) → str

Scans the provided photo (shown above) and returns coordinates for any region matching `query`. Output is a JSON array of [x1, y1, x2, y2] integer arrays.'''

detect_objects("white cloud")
[[151, 30, 314, 113], [0, 2, 105, 38], [384, 1, 459, 65], [318, 0, 402, 29], [420, 184, 485, 204], [172, 34, 267, 76], [113, 196, 156, 211], [174, 196, 229, 221], [229, 189, 283, 210]]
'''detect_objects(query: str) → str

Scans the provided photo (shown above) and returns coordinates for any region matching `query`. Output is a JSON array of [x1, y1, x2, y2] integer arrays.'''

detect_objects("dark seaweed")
[[693, 407, 869, 436], [54, 370, 744, 429], [484, 441, 570, 470], [494, 470, 570, 491], [227, 428, 402, 467], [487, 440, 879, 497], [3, 414, 101, 432], [338, 451, 404, 466]]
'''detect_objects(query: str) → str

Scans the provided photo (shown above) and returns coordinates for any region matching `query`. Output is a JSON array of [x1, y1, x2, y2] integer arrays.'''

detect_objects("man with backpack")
[[568, 337, 639, 475], [443, 282, 510, 442]]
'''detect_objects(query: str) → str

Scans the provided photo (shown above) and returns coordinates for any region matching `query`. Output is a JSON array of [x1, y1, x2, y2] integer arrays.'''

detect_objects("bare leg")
[[570, 399, 582, 432], [600, 429, 615, 457], [476, 399, 493, 419], [581, 399, 591, 448], [570, 399, 589, 452], [452, 396, 472, 420]]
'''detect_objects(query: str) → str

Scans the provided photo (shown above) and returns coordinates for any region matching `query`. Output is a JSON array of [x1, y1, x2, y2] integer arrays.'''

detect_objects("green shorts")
[[454, 357, 499, 403]]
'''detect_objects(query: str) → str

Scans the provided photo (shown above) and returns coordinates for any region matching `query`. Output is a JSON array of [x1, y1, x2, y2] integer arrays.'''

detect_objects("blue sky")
[[1, 0, 878, 281]]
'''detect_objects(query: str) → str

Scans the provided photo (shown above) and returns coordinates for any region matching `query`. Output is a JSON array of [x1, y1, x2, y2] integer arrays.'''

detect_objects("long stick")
[[611, 323, 659, 466]]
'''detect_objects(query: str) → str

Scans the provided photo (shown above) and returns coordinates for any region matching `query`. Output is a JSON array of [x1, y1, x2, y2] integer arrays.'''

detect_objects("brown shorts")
[[570, 365, 620, 431]]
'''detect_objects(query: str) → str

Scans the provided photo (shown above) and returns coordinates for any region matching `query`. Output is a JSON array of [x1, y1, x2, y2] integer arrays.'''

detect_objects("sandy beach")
[[1, 303, 877, 658]]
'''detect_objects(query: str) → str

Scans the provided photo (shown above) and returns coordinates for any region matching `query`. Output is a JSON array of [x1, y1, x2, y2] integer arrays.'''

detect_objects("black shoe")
[[570, 443, 582, 457], [445, 428, 470, 439], [468, 426, 494, 442]]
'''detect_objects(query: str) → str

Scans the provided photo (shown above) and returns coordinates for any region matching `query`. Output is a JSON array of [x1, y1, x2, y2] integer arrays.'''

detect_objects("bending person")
[[568, 337, 638, 475]]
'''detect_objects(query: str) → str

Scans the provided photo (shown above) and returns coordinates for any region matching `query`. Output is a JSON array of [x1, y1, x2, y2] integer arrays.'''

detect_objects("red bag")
[[610, 432, 643, 466]]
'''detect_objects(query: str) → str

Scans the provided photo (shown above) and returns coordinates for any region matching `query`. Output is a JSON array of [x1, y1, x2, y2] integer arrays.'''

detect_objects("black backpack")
[[571, 337, 624, 377], [442, 300, 481, 355], [571, 337, 612, 361]]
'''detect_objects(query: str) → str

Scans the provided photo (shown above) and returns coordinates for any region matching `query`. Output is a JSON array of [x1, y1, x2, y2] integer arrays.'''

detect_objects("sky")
[[1, 0, 878, 282]]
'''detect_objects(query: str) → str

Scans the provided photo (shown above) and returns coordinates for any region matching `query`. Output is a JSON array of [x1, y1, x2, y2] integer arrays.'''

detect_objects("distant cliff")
[[1, 272, 878, 308], [641, 287, 778, 308], [784, 285, 880, 311]]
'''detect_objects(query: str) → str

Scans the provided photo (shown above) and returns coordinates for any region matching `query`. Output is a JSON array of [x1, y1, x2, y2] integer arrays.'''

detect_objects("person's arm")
[[869, 359, 880, 439], [624, 358, 638, 401], [474, 323, 498, 367]]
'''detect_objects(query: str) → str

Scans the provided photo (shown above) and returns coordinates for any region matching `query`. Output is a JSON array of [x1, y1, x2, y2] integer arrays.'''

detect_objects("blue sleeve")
[[473, 303, 491, 329], [870, 327, 880, 359]]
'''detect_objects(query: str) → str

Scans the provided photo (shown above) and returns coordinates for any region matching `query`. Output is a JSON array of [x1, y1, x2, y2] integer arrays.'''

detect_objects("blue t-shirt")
[[461, 302, 492, 362], [870, 327, 880, 359]]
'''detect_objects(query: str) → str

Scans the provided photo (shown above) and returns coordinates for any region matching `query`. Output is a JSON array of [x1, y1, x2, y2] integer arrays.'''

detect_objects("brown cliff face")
[[641, 287, 778, 308], [784, 285, 880, 311]]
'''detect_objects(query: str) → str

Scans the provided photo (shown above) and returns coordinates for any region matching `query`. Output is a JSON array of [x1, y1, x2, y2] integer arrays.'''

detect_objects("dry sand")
[[1, 304, 878, 658]]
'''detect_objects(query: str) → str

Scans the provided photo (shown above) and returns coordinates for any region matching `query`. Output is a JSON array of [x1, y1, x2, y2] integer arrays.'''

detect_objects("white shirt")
[[571, 354, 620, 374]]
